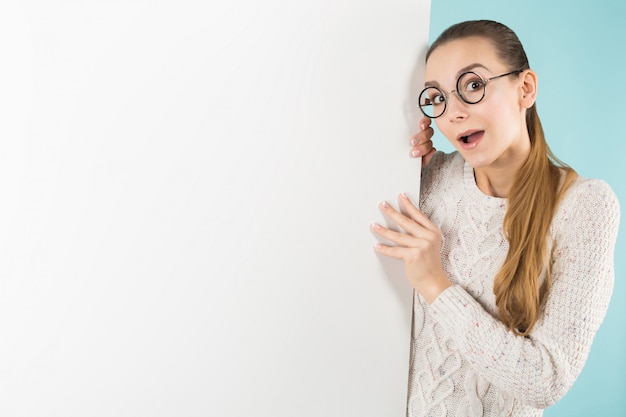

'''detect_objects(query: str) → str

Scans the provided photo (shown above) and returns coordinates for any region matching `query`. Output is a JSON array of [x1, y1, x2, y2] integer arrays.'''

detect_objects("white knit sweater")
[[407, 152, 620, 417]]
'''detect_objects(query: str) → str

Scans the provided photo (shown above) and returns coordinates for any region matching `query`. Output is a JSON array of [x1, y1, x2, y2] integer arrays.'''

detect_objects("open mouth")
[[459, 130, 484, 145]]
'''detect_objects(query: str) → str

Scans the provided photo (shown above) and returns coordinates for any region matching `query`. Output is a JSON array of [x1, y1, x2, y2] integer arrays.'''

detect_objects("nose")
[[446, 91, 469, 122]]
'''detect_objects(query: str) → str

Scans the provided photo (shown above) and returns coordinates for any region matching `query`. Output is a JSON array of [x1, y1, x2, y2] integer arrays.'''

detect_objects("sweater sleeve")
[[429, 179, 620, 408]]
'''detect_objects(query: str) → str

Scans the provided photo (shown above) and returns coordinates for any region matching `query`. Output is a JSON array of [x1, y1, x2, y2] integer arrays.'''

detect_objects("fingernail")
[[420, 122, 426, 130], [373, 243, 383, 250], [381, 201, 390, 208], [411, 138, 418, 146], [411, 149, 420, 157], [371, 222, 381, 229], [400, 192, 409, 199]]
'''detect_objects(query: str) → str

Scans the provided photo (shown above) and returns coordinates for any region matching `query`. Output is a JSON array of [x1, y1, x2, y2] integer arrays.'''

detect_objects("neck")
[[474, 140, 530, 198], [474, 168, 516, 198]]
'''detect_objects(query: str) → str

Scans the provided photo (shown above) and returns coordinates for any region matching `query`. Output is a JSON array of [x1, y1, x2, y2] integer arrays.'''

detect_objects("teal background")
[[428, 1, 626, 416]]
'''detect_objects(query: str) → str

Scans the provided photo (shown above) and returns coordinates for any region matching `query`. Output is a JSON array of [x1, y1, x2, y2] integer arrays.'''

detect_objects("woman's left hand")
[[370, 193, 451, 303]]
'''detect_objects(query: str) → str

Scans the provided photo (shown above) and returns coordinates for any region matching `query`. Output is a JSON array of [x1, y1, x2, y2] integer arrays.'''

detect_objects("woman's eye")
[[432, 94, 445, 105], [465, 79, 484, 92]]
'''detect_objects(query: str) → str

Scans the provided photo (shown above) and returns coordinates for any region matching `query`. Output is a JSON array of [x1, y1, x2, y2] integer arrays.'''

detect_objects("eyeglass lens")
[[418, 72, 487, 118]]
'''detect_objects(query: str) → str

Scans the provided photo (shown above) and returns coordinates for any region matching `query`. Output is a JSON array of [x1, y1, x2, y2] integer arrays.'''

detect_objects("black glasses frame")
[[418, 69, 524, 119]]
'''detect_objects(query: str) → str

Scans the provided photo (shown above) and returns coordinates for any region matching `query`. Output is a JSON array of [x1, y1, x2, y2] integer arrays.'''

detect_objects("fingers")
[[410, 139, 433, 159], [410, 117, 434, 158], [377, 200, 421, 236], [370, 222, 419, 248], [372, 198, 437, 241], [371, 198, 440, 262], [372, 241, 410, 260], [397, 193, 439, 233], [419, 116, 432, 131]]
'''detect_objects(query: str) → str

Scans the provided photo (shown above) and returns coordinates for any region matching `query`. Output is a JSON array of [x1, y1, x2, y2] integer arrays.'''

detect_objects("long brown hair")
[[427, 20, 577, 335]]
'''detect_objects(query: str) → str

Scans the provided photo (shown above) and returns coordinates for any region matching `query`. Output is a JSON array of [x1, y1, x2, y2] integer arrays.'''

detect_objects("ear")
[[519, 70, 538, 109]]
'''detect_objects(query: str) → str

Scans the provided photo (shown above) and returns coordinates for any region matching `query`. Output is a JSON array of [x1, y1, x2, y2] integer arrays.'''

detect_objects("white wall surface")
[[0, 1, 430, 416]]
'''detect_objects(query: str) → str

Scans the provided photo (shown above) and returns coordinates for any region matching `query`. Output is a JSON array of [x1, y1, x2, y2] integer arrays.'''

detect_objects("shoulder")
[[420, 151, 464, 200], [553, 176, 620, 241], [425, 150, 463, 170], [559, 177, 620, 216], [420, 152, 465, 210], [421, 151, 464, 184]]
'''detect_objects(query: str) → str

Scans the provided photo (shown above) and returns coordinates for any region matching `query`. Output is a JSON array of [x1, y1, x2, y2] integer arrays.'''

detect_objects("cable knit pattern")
[[407, 152, 620, 417]]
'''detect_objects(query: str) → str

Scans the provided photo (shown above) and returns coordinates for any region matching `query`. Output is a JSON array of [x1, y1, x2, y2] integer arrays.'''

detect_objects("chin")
[[460, 152, 494, 170]]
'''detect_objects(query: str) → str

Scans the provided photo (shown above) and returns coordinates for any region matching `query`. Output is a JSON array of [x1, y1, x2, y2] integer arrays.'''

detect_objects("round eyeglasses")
[[418, 69, 523, 118]]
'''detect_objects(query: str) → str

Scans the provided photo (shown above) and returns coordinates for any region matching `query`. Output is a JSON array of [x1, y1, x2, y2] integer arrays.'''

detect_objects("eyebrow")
[[424, 63, 491, 87]]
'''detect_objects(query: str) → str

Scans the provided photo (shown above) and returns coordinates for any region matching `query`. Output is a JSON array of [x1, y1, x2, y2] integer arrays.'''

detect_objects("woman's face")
[[424, 36, 531, 171]]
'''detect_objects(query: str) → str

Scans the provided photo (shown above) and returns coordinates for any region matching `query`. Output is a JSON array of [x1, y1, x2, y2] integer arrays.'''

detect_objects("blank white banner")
[[0, 1, 430, 416]]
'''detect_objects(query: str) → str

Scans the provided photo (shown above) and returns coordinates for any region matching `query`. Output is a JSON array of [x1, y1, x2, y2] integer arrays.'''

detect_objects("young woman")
[[371, 20, 620, 416]]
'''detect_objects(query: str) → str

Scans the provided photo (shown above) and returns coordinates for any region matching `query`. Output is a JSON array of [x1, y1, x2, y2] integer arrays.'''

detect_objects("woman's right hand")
[[410, 116, 436, 166]]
